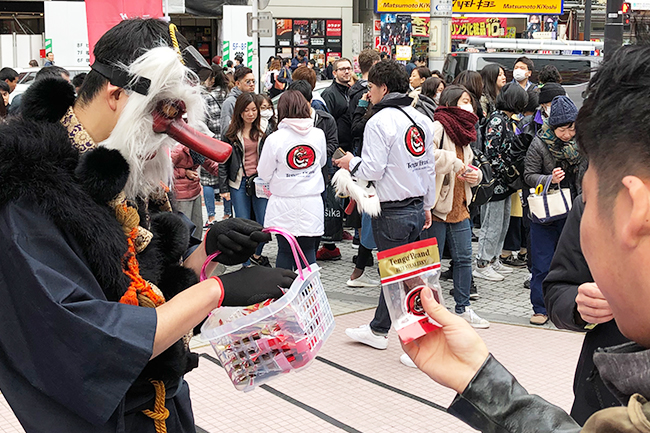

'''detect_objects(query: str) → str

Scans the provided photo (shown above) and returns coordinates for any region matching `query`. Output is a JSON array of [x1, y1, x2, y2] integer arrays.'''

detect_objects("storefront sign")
[[376, 0, 429, 13], [326, 20, 342, 36], [294, 19, 309, 46], [395, 44, 412, 60], [376, 0, 563, 14], [452, 17, 508, 39], [631, 1, 650, 10], [411, 16, 508, 39], [277, 19, 293, 46], [374, 19, 382, 32]]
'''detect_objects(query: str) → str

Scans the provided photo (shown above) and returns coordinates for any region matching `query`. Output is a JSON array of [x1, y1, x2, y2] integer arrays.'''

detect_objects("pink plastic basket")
[[200, 227, 335, 391]]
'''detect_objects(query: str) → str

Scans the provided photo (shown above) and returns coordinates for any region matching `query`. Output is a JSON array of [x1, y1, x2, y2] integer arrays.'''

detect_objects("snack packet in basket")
[[378, 238, 444, 344]]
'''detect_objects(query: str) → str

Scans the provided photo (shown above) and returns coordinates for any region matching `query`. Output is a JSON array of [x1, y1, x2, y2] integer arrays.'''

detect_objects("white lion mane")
[[100, 46, 206, 200]]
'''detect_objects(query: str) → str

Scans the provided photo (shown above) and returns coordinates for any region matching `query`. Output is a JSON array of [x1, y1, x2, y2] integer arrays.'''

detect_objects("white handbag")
[[527, 176, 572, 224]]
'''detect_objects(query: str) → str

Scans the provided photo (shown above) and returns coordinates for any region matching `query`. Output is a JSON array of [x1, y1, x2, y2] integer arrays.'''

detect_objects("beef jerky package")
[[378, 238, 445, 344]]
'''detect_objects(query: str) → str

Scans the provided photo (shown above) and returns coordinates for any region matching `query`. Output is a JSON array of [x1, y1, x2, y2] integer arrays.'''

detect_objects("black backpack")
[[470, 148, 496, 207]]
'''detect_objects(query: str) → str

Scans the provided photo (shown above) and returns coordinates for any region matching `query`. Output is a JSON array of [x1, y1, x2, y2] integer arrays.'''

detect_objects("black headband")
[[91, 61, 151, 96]]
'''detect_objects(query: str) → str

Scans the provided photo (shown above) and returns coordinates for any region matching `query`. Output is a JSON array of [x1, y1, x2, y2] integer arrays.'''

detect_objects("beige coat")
[[432, 120, 482, 221]]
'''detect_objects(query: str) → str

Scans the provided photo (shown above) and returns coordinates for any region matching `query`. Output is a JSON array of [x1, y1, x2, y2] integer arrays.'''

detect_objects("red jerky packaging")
[[378, 238, 445, 344]]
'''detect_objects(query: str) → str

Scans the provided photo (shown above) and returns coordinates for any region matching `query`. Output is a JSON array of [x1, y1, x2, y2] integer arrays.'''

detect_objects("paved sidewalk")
[[0, 309, 582, 433], [0, 203, 581, 432]]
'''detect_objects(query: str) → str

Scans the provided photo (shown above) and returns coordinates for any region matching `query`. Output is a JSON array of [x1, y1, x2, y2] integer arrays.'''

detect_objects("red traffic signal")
[[622, 2, 631, 13]]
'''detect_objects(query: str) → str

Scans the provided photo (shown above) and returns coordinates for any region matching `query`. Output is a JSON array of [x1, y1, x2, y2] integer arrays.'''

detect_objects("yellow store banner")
[[376, 0, 563, 14]]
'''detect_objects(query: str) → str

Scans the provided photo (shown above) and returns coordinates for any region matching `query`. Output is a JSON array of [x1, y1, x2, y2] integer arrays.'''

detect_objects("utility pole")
[[584, 0, 592, 41], [604, 0, 624, 60], [429, 0, 452, 72], [252, 0, 260, 94]]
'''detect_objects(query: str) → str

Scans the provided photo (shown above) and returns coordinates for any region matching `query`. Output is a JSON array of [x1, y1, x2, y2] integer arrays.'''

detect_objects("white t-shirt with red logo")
[[349, 104, 436, 211], [258, 118, 327, 236]]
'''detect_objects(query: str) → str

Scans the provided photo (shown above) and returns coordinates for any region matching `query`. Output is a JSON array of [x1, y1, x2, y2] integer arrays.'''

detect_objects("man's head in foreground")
[[577, 44, 650, 347], [75, 18, 206, 199]]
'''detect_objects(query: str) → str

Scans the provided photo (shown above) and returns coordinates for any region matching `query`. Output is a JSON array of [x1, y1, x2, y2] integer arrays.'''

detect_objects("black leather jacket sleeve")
[[543, 196, 590, 332], [448, 355, 582, 433]]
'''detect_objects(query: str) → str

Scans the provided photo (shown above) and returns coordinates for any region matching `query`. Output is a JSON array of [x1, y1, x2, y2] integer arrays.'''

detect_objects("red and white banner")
[[85, 0, 164, 63], [326, 20, 342, 36]]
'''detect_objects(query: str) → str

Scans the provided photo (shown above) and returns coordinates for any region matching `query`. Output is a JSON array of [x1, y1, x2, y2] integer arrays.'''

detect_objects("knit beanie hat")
[[538, 82, 566, 104], [548, 95, 578, 127]]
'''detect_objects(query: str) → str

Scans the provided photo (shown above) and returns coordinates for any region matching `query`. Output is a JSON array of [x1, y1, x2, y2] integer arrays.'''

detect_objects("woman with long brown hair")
[[219, 92, 270, 267], [257, 90, 327, 269]]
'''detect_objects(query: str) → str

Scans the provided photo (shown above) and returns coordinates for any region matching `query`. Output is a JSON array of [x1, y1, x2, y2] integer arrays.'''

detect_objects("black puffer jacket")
[[322, 81, 351, 151], [544, 195, 629, 425]]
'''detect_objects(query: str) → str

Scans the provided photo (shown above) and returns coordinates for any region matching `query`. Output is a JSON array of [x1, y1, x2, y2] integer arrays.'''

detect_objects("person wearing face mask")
[[512, 56, 535, 90], [538, 82, 566, 119], [421, 76, 446, 107], [256, 94, 277, 135], [420, 84, 488, 334], [474, 83, 528, 282], [524, 95, 586, 325]]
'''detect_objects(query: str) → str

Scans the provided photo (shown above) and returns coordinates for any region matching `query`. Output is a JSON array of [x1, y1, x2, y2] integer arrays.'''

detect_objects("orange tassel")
[[119, 228, 165, 307]]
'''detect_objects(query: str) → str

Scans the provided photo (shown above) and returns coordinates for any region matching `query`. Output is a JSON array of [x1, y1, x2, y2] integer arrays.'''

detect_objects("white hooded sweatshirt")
[[257, 117, 327, 237]]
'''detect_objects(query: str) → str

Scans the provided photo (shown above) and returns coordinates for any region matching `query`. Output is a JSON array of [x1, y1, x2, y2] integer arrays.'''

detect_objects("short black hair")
[[282, 58, 291, 67], [35, 66, 70, 81], [287, 80, 313, 102], [368, 60, 409, 94], [523, 86, 540, 113], [308, 59, 317, 66], [233, 66, 253, 82], [514, 56, 534, 72], [538, 64, 562, 84], [298, 50, 306, 57], [72, 73, 87, 88], [577, 44, 650, 212], [77, 18, 173, 106], [0, 67, 18, 82], [226, 60, 233, 68], [439, 84, 469, 107], [495, 82, 528, 113], [235, 56, 243, 63]]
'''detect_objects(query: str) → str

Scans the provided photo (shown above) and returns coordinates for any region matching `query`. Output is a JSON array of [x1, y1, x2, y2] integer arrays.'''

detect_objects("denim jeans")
[[477, 198, 512, 264], [276, 236, 321, 271], [204, 184, 232, 217], [369, 200, 425, 334], [529, 218, 566, 315], [230, 177, 268, 258], [424, 219, 473, 314]]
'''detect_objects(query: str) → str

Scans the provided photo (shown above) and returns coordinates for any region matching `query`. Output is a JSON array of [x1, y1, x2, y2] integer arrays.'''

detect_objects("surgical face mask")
[[513, 68, 528, 82], [459, 103, 474, 113], [261, 109, 273, 120], [434, 92, 441, 104]]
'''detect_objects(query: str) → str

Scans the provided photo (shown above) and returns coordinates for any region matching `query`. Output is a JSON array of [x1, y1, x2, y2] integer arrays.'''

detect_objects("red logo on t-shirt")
[[286, 144, 316, 170], [405, 125, 425, 157]]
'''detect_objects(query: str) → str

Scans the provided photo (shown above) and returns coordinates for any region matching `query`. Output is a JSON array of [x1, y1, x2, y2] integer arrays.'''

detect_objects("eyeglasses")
[[336, 67, 352, 72], [555, 124, 575, 133], [244, 79, 256, 85]]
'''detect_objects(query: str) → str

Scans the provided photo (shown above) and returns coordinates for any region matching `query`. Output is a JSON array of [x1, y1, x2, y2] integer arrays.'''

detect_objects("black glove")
[[205, 218, 272, 265], [218, 267, 297, 306]]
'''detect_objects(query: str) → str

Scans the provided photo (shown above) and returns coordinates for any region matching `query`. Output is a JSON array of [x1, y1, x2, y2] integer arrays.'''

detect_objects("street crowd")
[[1, 16, 650, 433]]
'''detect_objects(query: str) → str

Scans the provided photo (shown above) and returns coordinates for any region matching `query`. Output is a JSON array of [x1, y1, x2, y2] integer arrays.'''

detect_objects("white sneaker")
[[491, 259, 513, 274], [346, 274, 380, 288], [458, 308, 490, 329], [400, 353, 417, 368], [345, 324, 388, 350], [473, 265, 505, 282]]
